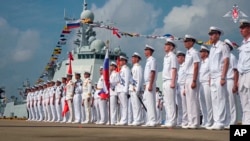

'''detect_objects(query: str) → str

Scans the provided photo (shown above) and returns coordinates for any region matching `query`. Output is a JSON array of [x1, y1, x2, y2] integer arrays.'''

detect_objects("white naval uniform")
[[156, 91, 163, 125], [162, 51, 178, 126], [117, 65, 131, 125], [49, 86, 56, 121], [93, 87, 101, 124], [199, 58, 213, 127], [82, 78, 92, 123], [129, 63, 143, 125], [73, 79, 83, 123], [65, 80, 74, 122], [55, 85, 62, 122], [97, 75, 107, 124], [238, 37, 250, 125], [37, 90, 44, 121], [26, 93, 32, 120], [30, 92, 36, 120], [143, 56, 157, 126], [209, 40, 230, 128], [42, 88, 47, 121], [45, 88, 51, 121], [110, 70, 119, 125], [177, 62, 188, 126], [225, 53, 238, 126], [34, 91, 39, 121], [61, 84, 68, 122], [183, 47, 200, 127]]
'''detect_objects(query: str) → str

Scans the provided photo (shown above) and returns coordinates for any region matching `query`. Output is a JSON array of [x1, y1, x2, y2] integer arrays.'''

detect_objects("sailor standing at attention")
[[116, 55, 131, 126], [161, 39, 178, 128], [49, 81, 57, 122], [198, 45, 213, 128], [81, 71, 92, 124], [26, 88, 32, 121], [42, 83, 48, 122], [129, 52, 143, 126], [34, 86, 39, 121], [237, 19, 250, 125], [72, 72, 83, 124], [109, 62, 120, 125], [142, 44, 157, 127], [182, 34, 200, 129], [55, 80, 63, 122], [207, 27, 230, 130], [38, 85, 44, 121], [61, 77, 68, 123], [65, 73, 74, 123]]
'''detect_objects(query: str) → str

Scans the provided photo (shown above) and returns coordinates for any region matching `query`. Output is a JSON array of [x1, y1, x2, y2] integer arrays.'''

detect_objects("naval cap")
[[144, 44, 155, 51], [110, 61, 117, 67], [120, 55, 128, 61], [183, 34, 196, 42], [176, 51, 185, 56], [224, 39, 234, 50], [200, 45, 210, 52], [165, 38, 177, 47], [84, 70, 91, 75], [208, 26, 224, 36], [100, 66, 103, 69], [132, 52, 141, 59], [239, 19, 250, 28], [67, 73, 73, 77], [56, 79, 61, 82], [61, 76, 67, 79], [74, 72, 81, 75]]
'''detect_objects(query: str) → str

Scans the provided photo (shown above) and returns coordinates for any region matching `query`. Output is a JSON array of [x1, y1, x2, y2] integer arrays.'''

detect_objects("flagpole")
[[106, 40, 111, 126]]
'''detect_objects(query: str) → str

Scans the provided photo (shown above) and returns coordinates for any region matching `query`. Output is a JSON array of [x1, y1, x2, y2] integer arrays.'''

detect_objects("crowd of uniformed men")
[[25, 20, 250, 130]]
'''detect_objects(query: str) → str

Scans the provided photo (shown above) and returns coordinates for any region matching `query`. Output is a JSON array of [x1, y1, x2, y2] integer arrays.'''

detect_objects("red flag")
[[112, 29, 121, 38], [62, 100, 69, 116], [68, 52, 74, 74], [116, 56, 121, 72]]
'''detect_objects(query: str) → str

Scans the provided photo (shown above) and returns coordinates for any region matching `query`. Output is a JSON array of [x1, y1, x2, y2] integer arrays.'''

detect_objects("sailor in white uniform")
[[72, 72, 83, 124], [34, 86, 39, 121], [207, 27, 230, 130], [45, 82, 51, 122], [61, 77, 68, 123], [109, 62, 119, 125], [176, 51, 188, 128], [129, 52, 143, 126], [93, 82, 101, 124], [49, 81, 57, 122], [238, 19, 250, 125], [81, 71, 92, 124], [116, 55, 131, 126], [183, 35, 200, 129], [37, 85, 44, 121], [65, 74, 74, 123], [198, 45, 213, 128], [156, 87, 163, 125], [55, 80, 63, 122], [161, 39, 178, 128], [142, 44, 157, 127], [26, 88, 32, 121], [42, 83, 48, 122]]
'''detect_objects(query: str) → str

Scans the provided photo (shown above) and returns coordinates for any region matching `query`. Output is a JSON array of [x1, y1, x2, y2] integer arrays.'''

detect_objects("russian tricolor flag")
[[66, 20, 80, 29], [99, 49, 110, 100]]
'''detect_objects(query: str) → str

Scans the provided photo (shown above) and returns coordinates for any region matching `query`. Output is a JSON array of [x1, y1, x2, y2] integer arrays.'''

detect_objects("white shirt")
[[117, 65, 131, 93], [144, 56, 157, 83], [95, 75, 104, 98], [162, 52, 178, 81], [209, 40, 230, 78], [177, 62, 186, 85], [183, 47, 200, 79], [55, 85, 62, 99], [82, 78, 92, 99], [110, 71, 119, 95], [238, 37, 250, 74], [66, 80, 74, 100], [49, 86, 56, 98], [74, 79, 83, 95], [129, 63, 143, 92], [227, 53, 238, 79], [199, 58, 210, 83]]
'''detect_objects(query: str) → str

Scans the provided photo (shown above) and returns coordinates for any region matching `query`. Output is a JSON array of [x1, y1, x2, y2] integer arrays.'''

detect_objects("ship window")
[[78, 54, 82, 59], [82, 55, 86, 59], [86, 54, 89, 58], [100, 54, 105, 59], [90, 54, 94, 58], [96, 54, 100, 59]]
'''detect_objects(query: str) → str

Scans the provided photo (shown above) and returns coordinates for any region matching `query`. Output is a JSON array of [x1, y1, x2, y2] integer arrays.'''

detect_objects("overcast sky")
[[0, 0, 249, 100]]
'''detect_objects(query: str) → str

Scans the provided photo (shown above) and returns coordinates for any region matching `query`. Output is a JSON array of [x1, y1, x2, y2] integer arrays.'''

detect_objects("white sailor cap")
[[61, 76, 67, 79], [120, 55, 128, 61], [239, 19, 250, 28], [46, 80, 51, 83], [56, 79, 61, 82], [100, 66, 103, 69], [224, 39, 234, 50], [43, 82, 47, 85], [132, 52, 141, 59], [176, 51, 185, 56], [183, 34, 196, 42], [200, 45, 210, 52], [67, 73, 73, 77], [208, 26, 224, 36], [110, 61, 117, 67], [84, 70, 91, 75], [165, 38, 177, 47], [74, 72, 81, 75], [50, 80, 55, 83], [144, 44, 155, 51]]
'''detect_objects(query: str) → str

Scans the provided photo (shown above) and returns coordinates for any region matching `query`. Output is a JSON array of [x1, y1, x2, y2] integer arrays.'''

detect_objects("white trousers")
[[98, 99, 107, 123], [73, 94, 82, 122], [110, 95, 118, 124], [163, 80, 177, 126], [184, 78, 200, 126], [50, 98, 56, 121], [176, 84, 183, 126], [37, 101, 43, 121], [144, 83, 156, 125], [46, 99, 51, 121], [83, 98, 91, 122], [178, 84, 188, 126], [43, 100, 47, 121], [239, 72, 250, 125], [27, 104, 32, 120], [94, 98, 100, 123], [67, 99, 74, 122], [117, 92, 128, 124], [130, 91, 142, 124], [199, 82, 213, 126], [128, 97, 133, 124], [210, 77, 227, 126], [155, 102, 162, 124], [226, 79, 237, 126], [34, 101, 39, 120], [55, 99, 62, 121]]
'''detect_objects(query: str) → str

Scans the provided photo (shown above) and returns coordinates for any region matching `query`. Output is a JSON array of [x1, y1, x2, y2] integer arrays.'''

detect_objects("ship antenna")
[[83, 0, 87, 11]]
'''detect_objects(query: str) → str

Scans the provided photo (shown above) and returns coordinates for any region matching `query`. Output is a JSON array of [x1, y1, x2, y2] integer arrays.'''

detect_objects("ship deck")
[[0, 120, 229, 141]]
